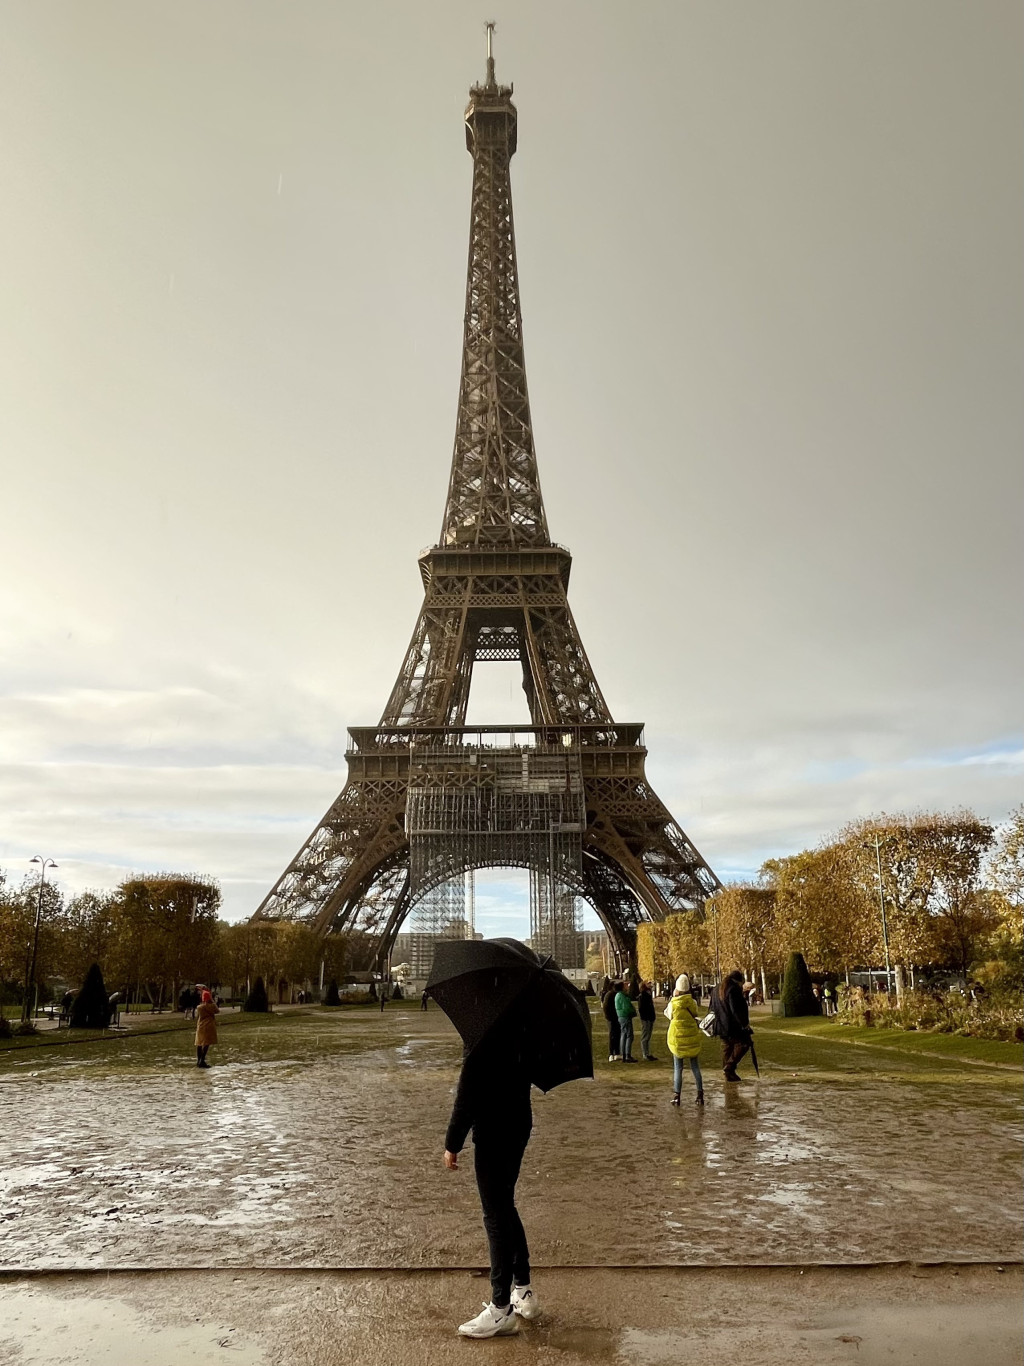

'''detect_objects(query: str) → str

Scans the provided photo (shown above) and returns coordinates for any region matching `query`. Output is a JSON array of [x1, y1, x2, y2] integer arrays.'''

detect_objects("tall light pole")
[[864, 835, 893, 995], [23, 856, 58, 1021]]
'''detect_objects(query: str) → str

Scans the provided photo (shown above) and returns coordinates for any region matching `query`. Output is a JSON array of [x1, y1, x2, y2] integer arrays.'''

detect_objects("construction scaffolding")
[[529, 870, 583, 968], [403, 870, 476, 979], [406, 744, 585, 895]]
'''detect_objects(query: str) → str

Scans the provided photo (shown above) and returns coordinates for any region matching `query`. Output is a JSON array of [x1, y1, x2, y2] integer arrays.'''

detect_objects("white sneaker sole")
[[457, 1320, 519, 1338]]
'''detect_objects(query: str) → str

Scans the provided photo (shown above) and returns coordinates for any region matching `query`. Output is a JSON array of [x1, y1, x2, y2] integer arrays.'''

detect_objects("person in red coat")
[[194, 989, 219, 1068]]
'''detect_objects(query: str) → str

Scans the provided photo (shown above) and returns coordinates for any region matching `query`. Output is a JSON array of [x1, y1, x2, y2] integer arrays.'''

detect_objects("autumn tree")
[[709, 885, 780, 994], [923, 812, 996, 976], [0, 872, 65, 1007], [838, 811, 997, 988], [762, 845, 874, 978], [54, 891, 118, 987], [112, 875, 222, 1006], [971, 808, 1024, 991]]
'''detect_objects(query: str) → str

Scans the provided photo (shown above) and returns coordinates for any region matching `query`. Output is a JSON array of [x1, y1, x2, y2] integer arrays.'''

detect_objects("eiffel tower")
[[254, 32, 720, 967]]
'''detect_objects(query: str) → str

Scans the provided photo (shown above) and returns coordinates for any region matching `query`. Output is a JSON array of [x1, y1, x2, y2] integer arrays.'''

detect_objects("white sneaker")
[[457, 1302, 519, 1338], [511, 1284, 541, 1320]]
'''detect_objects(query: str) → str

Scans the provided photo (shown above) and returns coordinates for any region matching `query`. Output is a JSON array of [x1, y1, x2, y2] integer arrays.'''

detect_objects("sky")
[[1, 1, 1021, 938]]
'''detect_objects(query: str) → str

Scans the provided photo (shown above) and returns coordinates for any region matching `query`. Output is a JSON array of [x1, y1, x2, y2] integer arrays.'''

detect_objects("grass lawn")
[[0, 1003, 398, 1069], [589, 1002, 1022, 1087], [3, 998, 1021, 1086]]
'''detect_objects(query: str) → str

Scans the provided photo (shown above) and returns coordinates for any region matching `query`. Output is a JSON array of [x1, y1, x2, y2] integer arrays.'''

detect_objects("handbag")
[[663, 1000, 674, 1021], [698, 1010, 718, 1038]]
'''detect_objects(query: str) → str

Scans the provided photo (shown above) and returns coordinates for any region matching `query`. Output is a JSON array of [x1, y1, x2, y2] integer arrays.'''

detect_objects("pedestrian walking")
[[665, 973, 704, 1105], [714, 969, 753, 1082], [637, 980, 658, 1060], [601, 981, 622, 1061], [615, 980, 637, 1062], [421, 988, 430, 1011], [194, 989, 219, 1068], [428, 937, 593, 1339]]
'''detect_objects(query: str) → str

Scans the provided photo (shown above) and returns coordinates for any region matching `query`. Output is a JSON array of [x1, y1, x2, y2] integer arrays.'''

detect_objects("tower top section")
[[465, 21, 517, 155], [440, 29, 547, 548]]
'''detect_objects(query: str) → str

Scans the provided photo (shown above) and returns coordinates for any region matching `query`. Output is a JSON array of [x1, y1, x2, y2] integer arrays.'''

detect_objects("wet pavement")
[[0, 1007, 1019, 1271], [0, 1265, 1021, 1366]]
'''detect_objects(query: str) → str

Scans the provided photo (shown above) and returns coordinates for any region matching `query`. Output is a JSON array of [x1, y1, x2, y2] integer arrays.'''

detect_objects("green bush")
[[324, 978, 341, 1007], [781, 952, 821, 1017], [70, 963, 113, 1029], [243, 976, 270, 1013], [0, 1014, 11, 1039]]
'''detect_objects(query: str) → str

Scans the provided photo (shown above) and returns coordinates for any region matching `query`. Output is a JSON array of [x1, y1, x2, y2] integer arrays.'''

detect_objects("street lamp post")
[[23, 856, 58, 1022]]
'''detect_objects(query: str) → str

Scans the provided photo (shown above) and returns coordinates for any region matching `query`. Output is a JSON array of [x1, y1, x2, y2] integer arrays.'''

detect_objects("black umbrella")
[[749, 1036, 760, 1076], [426, 937, 593, 1093]]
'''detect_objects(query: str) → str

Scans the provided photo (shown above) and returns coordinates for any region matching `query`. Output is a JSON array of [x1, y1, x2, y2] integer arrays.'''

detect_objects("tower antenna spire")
[[485, 20, 496, 86]]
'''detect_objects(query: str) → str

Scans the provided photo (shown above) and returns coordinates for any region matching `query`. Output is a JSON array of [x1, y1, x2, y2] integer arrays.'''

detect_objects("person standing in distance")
[[666, 973, 704, 1105], [194, 989, 219, 1068], [716, 968, 753, 1082], [615, 979, 638, 1062], [637, 980, 658, 1061], [444, 1011, 542, 1338], [601, 980, 622, 1061]]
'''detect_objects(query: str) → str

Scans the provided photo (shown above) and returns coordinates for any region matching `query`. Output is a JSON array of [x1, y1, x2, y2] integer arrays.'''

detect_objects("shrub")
[[324, 978, 341, 1007], [840, 987, 1023, 1041], [0, 1015, 11, 1039], [70, 963, 113, 1029], [15, 1019, 39, 1036], [243, 976, 270, 1013], [781, 952, 821, 1017]]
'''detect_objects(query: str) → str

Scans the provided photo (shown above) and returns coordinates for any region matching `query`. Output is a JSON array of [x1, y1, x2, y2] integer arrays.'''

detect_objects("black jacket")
[[444, 1021, 533, 1154], [636, 988, 656, 1022], [714, 981, 751, 1041]]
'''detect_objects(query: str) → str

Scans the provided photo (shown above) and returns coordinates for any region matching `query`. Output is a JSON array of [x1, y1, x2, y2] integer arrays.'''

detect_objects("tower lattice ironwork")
[[253, 37, 721, 966]]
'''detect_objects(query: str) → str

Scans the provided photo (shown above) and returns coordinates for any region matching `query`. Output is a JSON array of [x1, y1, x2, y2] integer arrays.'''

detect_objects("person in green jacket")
[[614, 983, 637, 1062], [666, 973, 704, 1106]]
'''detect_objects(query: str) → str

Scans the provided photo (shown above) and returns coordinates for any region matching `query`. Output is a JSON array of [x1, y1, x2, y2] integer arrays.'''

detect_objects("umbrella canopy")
[[426, 937, 593, 1093]]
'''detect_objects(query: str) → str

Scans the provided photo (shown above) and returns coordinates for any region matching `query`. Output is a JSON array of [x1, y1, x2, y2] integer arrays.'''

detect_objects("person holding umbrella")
[[429, 937, 593, 1339], [715, 968, 755, 1082]]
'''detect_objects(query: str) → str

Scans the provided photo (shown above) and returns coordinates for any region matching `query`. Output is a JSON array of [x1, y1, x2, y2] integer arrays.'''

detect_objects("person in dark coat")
[[601, 982, 622, 1062], [714, 969, 752, 1082], [444, 1011, 541, 1338], [637, 981, 658, 1061]]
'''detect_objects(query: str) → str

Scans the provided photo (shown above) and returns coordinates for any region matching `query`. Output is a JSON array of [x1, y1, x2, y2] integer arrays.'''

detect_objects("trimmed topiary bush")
[[243, 975, 270, 1013], [324, 978, 341, 1007], [781, 952, 821, 1017], [70, 963, 113, 1029]]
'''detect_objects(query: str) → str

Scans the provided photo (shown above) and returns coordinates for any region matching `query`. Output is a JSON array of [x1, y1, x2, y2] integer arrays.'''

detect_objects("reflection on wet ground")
[[1, 1266, 1021, 1366], [0, 1009, 1019, 1269]]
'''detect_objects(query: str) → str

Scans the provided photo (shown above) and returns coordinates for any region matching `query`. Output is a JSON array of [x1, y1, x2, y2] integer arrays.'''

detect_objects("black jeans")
[[474, 1132, 531, 1307]]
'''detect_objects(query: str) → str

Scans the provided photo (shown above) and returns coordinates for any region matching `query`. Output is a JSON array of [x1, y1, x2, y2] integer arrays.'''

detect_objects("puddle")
[[0, 1287, 268, 1365]]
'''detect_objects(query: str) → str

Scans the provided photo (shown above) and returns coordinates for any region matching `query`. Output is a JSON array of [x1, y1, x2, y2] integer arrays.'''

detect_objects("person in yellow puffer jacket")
[[665, 973, 704, 1106]]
